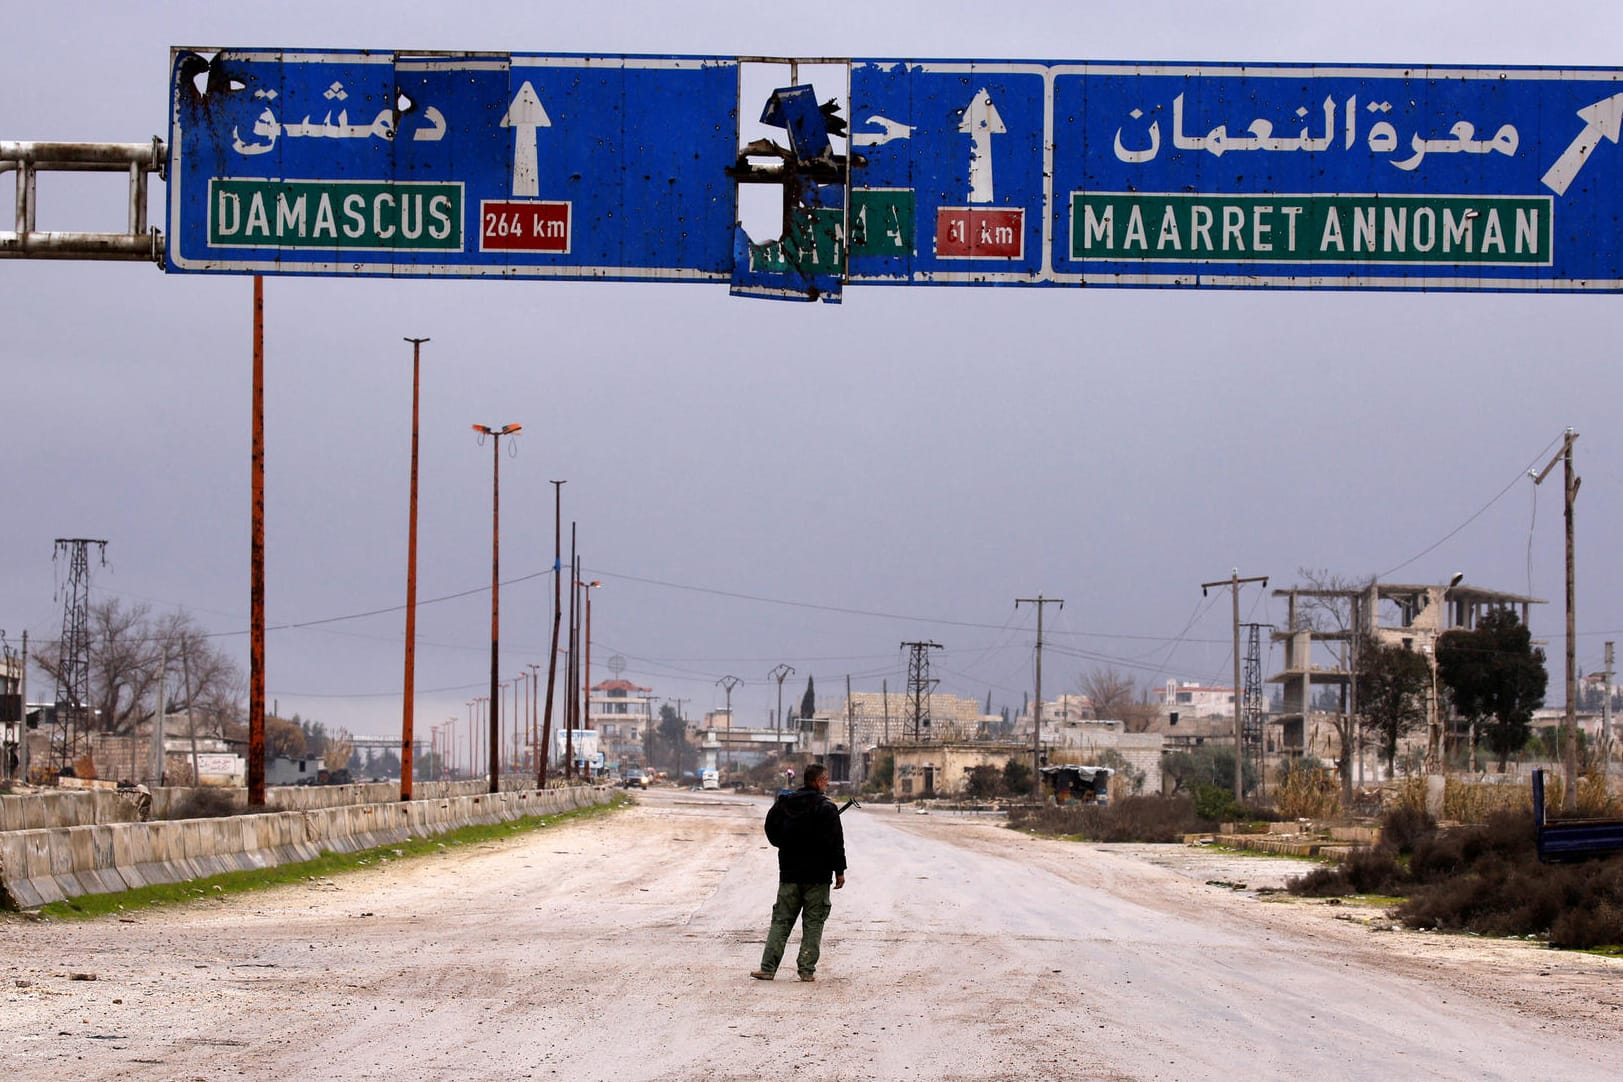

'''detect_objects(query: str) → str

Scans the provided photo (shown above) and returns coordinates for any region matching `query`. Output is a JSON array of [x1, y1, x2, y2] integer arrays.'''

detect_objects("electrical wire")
[[1379, 432, 1562, 579]]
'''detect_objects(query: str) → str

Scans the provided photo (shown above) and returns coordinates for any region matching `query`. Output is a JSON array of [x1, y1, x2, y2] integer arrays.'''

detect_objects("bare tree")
[[1079, 667, 1136, 719], [34, 600, 244, 738], [1077, 667, 1159, 733]]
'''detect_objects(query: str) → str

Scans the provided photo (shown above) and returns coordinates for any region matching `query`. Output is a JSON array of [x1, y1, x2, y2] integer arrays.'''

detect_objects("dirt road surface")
[[3, 789, 1620, 1081]]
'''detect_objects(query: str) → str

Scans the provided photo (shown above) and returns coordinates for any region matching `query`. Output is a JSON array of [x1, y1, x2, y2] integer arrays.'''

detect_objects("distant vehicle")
[[623, 770, 647, 789], [700, 769, 720, 790]]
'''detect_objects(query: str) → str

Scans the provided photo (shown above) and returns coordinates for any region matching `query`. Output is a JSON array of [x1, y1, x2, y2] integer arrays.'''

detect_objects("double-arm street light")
[[769, 663, 795, 748], [717, 675, 743, 775], [473, 423, 521, 794]]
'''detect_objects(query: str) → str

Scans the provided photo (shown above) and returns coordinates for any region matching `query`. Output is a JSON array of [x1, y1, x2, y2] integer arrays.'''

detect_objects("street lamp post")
[[473, 422, 520, 794], [717, 675, 742, 776]]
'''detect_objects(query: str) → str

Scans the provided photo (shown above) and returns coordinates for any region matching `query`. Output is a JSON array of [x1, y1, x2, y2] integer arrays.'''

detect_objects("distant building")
[[1154, 681, 1238, 719], [588, 679, 656, 771]]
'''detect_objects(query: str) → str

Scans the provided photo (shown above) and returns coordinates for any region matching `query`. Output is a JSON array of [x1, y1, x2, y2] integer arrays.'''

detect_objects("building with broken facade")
[[1269, 580, 1542, 773]]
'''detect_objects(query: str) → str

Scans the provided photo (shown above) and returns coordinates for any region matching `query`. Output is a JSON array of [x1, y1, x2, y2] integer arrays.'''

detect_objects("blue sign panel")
[[169, 51, 1623, 293], [849, 60, 1623, 291], [167, 50, 738, 281]]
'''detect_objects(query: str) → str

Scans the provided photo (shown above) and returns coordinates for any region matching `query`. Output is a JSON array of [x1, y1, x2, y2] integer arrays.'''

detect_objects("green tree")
[[1161, 745, 1252, 796], [867, 751, 894, 793], [1356, 641, 1432, 774], [964, 763, 1002, 799], [1002, 757, 1032, 795], [1436, 609, 1547, 773], [799, 675, 816, 723], [650, 703, 692, 777]]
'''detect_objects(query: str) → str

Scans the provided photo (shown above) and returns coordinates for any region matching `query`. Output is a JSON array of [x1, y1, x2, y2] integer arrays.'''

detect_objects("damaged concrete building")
[[1269, 580, 1542, 773]]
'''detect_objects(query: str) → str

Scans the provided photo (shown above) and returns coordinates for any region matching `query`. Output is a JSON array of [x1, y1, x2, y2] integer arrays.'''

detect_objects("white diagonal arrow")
[[959, 89, 1005, 204], [1541, 91, 1623, 197], [500, 81, 551, 198]]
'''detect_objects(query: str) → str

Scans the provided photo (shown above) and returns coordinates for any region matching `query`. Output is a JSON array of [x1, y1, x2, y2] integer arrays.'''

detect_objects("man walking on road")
[[751, 762, 846, 982]]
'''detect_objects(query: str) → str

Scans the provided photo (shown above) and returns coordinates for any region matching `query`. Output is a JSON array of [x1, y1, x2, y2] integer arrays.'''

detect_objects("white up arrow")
[[501, 81, 551, 198], [959, 88, 1005, 204], [1541, 91, 1623, 197]]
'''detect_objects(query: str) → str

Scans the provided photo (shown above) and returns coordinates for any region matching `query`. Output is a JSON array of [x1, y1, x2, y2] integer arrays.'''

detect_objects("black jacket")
[[764, 786, 847, 885]]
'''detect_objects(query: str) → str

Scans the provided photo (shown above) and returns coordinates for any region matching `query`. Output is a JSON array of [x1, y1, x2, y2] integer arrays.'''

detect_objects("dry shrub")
[[1287, 801, 1623, 950], [1274, 765, 1341, 820], [1008, 795, 1207, 842], [166, 787, 241, 820], [1381, 804, 1435, 855], [1289, 847, 1406, 897]]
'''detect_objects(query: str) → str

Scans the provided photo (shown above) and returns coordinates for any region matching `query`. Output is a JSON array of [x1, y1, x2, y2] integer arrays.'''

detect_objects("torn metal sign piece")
[[730, 83, 856, 302]]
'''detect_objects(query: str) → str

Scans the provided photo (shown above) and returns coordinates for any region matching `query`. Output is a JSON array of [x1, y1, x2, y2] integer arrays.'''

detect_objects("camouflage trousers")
[[759, 882, 833, 977]]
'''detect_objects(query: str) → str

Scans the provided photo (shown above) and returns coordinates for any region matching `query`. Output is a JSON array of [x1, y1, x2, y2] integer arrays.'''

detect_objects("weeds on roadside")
[[1008, 795, 1210, 843]]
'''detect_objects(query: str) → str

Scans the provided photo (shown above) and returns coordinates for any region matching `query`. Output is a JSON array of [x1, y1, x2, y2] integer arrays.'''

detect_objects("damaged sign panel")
[[846, 59, 1623, 291], [167, 49, 738, 281], [168, 50, 1623, 295]]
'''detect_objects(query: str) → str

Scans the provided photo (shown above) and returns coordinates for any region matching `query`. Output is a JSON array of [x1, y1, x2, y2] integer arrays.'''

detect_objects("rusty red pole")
[[401, 337, 427, 801], [248, 275, 266, 807], [473, 423, 520, 794], [540, 481, 564, 787]]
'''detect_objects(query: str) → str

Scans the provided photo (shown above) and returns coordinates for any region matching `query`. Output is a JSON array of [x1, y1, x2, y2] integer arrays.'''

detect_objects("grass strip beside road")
[[34, 794, 631, 921]]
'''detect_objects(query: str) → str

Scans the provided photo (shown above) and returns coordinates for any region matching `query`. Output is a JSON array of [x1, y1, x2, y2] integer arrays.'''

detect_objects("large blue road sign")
[[167, 50, 737, 281], [169, 50, 1623, 294], [848, 60, 1623, 291]]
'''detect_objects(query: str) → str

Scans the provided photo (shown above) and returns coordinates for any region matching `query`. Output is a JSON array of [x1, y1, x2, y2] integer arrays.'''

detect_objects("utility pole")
[[150, 646, 167, 786], [400, 336, 428, 801], [565, 536, 578, 778], [19, 631, 30, 783], [527, 662, 541, 778], [1202, 570, 1269, 801], [1533, 429, 1580, 812], [882, 679, 890, 747], [769, 663, 795, 753], [717, 675, 742, 775], [1602, 641, 1615, 797], [472, 422, 520, 794], [1016, 595, 1064, 800], [669, 697, 690, 779], [846, 673, 856, 787]]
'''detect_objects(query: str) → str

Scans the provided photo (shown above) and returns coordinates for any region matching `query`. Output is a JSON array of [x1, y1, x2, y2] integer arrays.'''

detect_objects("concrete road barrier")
[[0, 785, 611, 910]]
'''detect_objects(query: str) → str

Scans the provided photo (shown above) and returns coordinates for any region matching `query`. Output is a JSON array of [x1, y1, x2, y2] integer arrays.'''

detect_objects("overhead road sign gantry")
[[166, 50, 1623, 296]]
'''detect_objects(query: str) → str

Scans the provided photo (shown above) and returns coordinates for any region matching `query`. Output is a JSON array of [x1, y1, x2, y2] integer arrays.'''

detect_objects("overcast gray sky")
[[5, 1, 1621, 744]]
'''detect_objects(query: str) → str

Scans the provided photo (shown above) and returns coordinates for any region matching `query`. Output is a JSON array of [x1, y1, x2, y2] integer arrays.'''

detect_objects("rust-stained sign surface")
[[169, 50, 1623, 295]]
